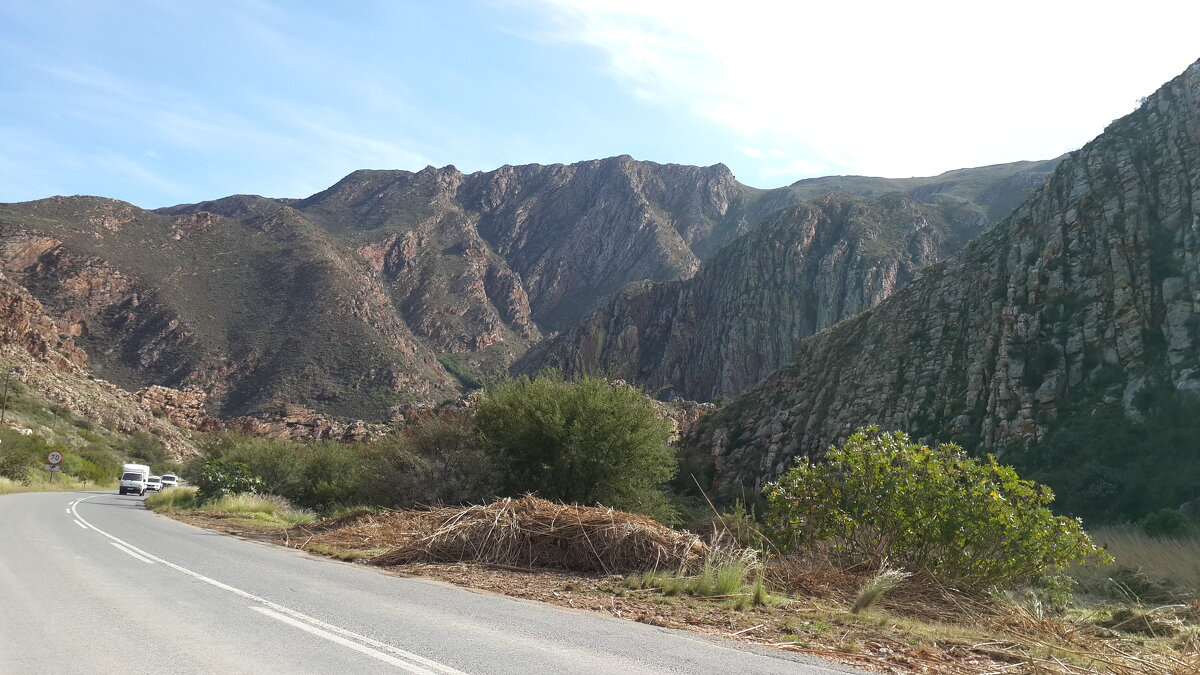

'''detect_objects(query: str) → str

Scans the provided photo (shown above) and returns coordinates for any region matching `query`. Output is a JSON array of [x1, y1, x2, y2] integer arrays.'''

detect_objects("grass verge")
[[144, 488, 316, 527], [153, 498, 1200, 675], [0, 475, 115, 495]]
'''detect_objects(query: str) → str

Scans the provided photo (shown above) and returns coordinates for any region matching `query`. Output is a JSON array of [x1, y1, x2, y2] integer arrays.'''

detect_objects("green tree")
[[473, 372, 676, 519], [765, 428, 1109, 591], [193, 459, 263, 503]]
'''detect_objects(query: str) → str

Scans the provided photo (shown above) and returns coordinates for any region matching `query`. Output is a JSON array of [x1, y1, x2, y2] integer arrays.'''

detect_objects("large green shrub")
[[765, 428, 1109, 590], [367, 415, 498, 507], [193, 459, 263, 504], [0, 429, 56, 481], [190, 418, 497, 512], [473, 372, 676, 519]]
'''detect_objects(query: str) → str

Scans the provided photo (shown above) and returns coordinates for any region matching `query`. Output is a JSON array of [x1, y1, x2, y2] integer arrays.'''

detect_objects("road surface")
[[0, 491, 864, 674]]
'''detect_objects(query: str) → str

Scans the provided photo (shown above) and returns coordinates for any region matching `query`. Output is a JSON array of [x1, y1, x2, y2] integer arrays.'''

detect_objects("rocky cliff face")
[[1, 157, 795, 420], [0, 153, 1058, 424], [0, 196, 457, 420], [0, 269, 196, 456], [688, 60, 1200, 499], [517, 191, 1009, 401], [295, 156, 792, 335]]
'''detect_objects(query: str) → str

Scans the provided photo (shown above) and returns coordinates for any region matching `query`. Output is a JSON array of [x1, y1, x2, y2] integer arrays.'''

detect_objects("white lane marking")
[[65, 508, 71, 513], [250, 606, 444, 674], [110, 542, 155, 565], [70, 496, 466, 675], [73, 519, 88, 529]]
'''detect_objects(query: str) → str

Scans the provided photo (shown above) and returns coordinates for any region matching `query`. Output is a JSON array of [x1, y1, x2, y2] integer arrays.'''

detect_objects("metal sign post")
[[46, 451, 62, 483]]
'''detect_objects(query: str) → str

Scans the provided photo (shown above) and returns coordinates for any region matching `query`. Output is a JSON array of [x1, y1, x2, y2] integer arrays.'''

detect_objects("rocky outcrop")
[[0, 196, 457, 420], [0, 268, 88, 372], [222, 404, 391, 442], [688, 59, 1200, 498], [0, 155, 1055, 423], [0, 270, 196, 457], [296, 157, 794, 340], [518, 193, 995, 400]]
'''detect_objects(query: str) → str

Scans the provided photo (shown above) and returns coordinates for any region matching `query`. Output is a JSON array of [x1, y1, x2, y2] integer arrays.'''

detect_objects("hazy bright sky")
[[2, 0, 1197, 208]]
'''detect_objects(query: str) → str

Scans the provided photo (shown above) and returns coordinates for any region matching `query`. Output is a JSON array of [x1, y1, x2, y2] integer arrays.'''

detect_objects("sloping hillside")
[[687, 60, 1200, 520]]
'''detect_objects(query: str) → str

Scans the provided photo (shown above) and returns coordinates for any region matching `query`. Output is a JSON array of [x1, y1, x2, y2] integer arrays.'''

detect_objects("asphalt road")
[[0, 491, 865, 674]]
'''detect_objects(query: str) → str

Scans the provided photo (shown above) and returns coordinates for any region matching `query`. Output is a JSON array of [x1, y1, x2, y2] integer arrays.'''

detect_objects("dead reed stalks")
[[368, 495, 708, 574]]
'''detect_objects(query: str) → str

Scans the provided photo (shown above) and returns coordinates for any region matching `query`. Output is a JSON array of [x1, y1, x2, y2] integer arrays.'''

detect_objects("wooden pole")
[[0, 370, 10, 426]]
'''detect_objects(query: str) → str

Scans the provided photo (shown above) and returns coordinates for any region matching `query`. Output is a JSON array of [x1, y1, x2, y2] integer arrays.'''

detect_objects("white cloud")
[[524, 0, 1200, 179]]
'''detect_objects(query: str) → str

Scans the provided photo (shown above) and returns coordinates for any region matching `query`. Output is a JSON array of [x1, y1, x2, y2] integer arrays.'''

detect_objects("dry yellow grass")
[[1074, 526, 1200, 602], [369, 495, 708, 574]]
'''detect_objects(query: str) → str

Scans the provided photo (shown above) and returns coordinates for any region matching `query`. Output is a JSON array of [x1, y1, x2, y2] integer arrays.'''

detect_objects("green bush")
[[473, 372, 676, 519], [364, 415, 498, 508], [765, 428, 1109, 591], [193, 459, 263, 504], [126, 431, 170, 467], [190, 423, 491, 512], [1010, 393, 1200, 523], [0, 429, 56, 480], [1140, 508, 1199, 537]]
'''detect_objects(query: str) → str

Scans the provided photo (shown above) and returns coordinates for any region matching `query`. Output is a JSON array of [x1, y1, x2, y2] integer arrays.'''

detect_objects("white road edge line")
[[72, 519, 88, 529], [70, 495, 466, 675], [110, 541, 155, 565], [250, 606, 443, 674]]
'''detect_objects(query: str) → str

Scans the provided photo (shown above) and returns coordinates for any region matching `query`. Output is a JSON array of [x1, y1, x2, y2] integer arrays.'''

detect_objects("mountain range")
[[2, 58, 1196, 522], [0, 155, 1056, 421]]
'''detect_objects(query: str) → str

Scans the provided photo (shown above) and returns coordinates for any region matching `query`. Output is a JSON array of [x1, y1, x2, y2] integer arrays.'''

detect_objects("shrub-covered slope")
[[688, 59, 1200, 516]]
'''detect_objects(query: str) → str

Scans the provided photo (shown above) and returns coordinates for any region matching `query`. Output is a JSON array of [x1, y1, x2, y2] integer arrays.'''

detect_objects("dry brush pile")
[[307, 495, 709, 575]]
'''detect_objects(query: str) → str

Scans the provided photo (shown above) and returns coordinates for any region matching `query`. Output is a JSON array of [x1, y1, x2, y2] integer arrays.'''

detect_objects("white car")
[[145, 475, 163, 492], [160, 474, 179, 488]]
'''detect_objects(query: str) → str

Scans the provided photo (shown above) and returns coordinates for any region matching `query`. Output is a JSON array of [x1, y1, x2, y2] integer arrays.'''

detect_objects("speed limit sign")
[[47, 451, 62, 466]]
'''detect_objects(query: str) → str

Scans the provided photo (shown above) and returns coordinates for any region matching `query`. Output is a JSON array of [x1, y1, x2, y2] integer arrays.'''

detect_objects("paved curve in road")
[[0, 491, 865, 674]]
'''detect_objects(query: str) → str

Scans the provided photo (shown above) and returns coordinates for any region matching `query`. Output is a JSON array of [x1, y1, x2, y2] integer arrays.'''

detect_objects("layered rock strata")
[[689, 59, 1200, 497]]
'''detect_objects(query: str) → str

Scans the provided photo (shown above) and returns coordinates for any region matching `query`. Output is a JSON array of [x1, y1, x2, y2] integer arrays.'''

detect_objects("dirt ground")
[[164, 509, 1200, 675]]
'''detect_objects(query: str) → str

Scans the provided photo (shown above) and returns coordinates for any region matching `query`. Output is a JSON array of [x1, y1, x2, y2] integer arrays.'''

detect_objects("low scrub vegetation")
[[624, 558, 772, 610], [1011, 392, 1200, 523], [186, 372, 677, 519], [0, 374, 179, 484], [765, 428, 1110, 598], [143, 486, 200, 511], [0, 473, 112, 494], [145, 485, 315, 525]]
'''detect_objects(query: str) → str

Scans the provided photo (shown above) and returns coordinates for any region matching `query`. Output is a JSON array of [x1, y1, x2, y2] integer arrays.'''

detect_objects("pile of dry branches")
[[368, 495, 707, 574]]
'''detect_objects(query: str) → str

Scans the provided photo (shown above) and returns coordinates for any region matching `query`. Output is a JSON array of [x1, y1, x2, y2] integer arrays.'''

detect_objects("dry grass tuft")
[[366, 495, 708, 574], [851, 566, 911, 614]]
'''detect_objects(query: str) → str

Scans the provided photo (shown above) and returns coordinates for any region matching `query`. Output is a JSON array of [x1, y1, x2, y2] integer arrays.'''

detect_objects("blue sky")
[[2, 0, 1198, 209]]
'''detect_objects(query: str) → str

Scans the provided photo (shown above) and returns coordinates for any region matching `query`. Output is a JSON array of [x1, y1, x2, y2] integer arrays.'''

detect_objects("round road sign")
[[47, 451, 62, 466]]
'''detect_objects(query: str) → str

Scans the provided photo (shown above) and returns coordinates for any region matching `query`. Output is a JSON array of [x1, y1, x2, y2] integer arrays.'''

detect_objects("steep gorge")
[[687, 60, 1200, 514], [518, 192, 992, 400]]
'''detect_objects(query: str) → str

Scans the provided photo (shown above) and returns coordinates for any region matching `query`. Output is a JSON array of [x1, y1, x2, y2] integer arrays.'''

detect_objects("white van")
[[119, 463, 151, 496]]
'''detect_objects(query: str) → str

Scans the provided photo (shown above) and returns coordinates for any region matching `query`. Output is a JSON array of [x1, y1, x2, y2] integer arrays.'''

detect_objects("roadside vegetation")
[[0, 376, 178, 489], [159, 396, 1198, 674], [13, 366, 1197, 673]]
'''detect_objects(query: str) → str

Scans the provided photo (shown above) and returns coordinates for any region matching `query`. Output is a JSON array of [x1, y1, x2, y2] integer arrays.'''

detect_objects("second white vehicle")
[[145, 475, 163, 492]]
